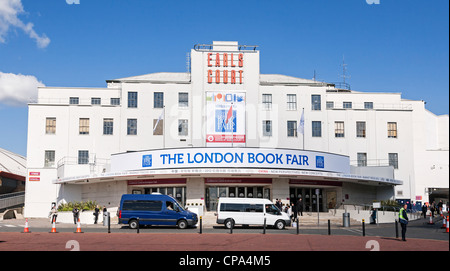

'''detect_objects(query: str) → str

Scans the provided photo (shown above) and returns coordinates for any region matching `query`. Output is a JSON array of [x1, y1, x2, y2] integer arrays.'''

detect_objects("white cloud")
[[0, 0, 50, 48], [0, 71, 44, 106]]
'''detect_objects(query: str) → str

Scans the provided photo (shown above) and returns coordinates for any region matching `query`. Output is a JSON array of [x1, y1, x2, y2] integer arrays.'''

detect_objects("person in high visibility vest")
[[399, 204, 409, 241]]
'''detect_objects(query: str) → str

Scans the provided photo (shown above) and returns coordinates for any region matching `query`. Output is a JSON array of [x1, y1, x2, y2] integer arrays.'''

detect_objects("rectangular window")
[[335, 121, 345, 138], [103, 118, 114, 135], [69, 97, 79, 105], [356, 121, 366, 138], [128, 92, 138, 108], [178, 92, 188, 107], [127, 119, 137, 135], [78, 150, 89, 165], [262, 94, 272, 110], [110, 98, 120, 105], [311, 95, 321, 111], [389, 153, 399, 169], [364, 102, 373, 109], [312, 121, 322, 137], [326, 101, 334, 109], [287, 121, 297, 137], [388, 122, 397, 138], [79, 118, 90, 135], [343, 102, 352, 109], [122, 200, 163, 212], [178, 119, 188, 136], [91, 97, 101, 105], [262, 120, 272, 136], [154, 92, 164, 108], [44, 150, 55, 167], [287, 94, 297, 110], [357, 152, 367, 167], [46, 117, 56, 134]]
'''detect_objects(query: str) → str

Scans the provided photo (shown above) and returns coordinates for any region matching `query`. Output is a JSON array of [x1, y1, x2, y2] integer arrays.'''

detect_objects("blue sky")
[[0, 0, 448, 157]]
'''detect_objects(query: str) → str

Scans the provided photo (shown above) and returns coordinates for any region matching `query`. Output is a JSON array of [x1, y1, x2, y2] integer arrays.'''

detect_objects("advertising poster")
[[206, 92, 246, 146]]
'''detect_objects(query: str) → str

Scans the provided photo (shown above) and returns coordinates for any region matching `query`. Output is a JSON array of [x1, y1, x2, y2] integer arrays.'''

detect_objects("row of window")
[[46, 117, 398, 139], [70, 97, 121, 106], [357, 152, 399, 169]]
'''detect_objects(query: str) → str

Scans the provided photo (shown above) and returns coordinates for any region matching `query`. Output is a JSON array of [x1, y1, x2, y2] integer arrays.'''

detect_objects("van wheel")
[[129, 219, 138, 229], [177, 219, 188, 229], [275, 220, 285, 230], [224, 219, 234, 229]]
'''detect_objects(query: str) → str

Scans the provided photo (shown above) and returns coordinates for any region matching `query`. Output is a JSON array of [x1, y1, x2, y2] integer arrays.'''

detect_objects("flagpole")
[[231, 102, 234, 148], [302, 108, 305, 150], [163, 105, 166, 149]]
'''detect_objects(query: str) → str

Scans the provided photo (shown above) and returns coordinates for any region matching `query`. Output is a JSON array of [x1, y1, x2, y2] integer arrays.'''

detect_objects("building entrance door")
[[205, 186, 270, 211], [289, 187, 324, 212]]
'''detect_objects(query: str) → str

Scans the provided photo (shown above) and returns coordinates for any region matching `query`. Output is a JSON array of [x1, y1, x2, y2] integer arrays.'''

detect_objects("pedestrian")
[[48, 204, 58, 224], [370, 208, 377, 224], [296, 198, 303, 217], [430, 202, 435, 217], [421, 204, 427, 219], [93, 205, 100, 224], [291, 202, 297, 222], [72, 206, 80, 224], [399, 204, 409, 241]]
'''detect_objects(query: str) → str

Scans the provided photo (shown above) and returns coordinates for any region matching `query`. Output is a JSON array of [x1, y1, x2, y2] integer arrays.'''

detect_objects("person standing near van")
[[399, 204, 409, 241], [72, 206, 80, 224], [296, 198, 303, 217], [93, 205, 100, 224], [49, 204, 58, 224], [421, 204, 428, 219]]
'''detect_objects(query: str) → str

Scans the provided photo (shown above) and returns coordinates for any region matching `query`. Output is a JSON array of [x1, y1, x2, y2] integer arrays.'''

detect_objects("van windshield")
[[173, 200, 185, 212]]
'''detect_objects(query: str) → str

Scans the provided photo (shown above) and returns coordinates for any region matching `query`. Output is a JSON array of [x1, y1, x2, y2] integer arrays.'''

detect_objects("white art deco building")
[[24, 41, 449, 217]]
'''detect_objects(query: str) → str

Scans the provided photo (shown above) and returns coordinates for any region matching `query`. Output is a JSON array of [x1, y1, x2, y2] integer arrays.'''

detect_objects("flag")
[[153, 108, 164, 133], [225, 105, 233, 124], [298, 108, 305, 134]]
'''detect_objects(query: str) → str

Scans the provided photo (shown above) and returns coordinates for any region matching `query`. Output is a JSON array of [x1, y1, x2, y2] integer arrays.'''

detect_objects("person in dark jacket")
[[421, 204, 428, 219], [296, 198, 303, 217], [399, 204, 409, 241]]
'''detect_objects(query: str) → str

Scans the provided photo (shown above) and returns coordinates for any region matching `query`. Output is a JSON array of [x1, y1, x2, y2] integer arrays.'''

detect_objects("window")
[[128, 92, 138, 108], [178, 119, 188, 136], [127, 119, 137, 135], [78, 150, 89, 165], [311, 95, 321, 110], [364, 102, 373, 109], [44, 150, 55, 167], [312, 121, 322, 137], [154, 92, 164, 108], [46, 117, 56, 134], [103, 118, 113, 135], [357, 153, 367, 167], [69, 97, 79, 105], [122, 200, 162, 212], [388, 122, 397, 138], [262, 94, 272, 110], [91, 97, 101, 105], [356, 121, 366, 138], [111, 98, 120, 105], [178, 92, 188, 107], [335, 121, 345, 138], [389, 153, 398, 169], [287, 121, 297, 137], [343, 102, 352, 109], [287, 94, 297, 110], [79, 118, 89, 135], [326, 101, 334, 109], [263, 120, 272, 136]]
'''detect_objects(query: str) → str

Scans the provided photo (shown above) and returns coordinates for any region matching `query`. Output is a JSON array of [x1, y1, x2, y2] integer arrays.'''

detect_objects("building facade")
[[24, 41, 448, 218]]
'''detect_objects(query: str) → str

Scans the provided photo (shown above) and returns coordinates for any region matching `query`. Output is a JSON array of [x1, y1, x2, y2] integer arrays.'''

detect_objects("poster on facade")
[[206, 92, 246, 146]]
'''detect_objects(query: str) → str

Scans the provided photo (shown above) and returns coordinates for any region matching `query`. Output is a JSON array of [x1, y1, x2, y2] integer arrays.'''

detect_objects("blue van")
[[118, 194, 198, 229]]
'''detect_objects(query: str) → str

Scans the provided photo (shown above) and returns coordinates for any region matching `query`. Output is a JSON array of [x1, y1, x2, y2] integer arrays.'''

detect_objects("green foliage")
[[57, 200, 98, 211]]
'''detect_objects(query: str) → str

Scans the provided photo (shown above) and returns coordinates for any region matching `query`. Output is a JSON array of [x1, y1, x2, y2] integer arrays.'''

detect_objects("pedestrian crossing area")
[[0, 223, 20, 228]]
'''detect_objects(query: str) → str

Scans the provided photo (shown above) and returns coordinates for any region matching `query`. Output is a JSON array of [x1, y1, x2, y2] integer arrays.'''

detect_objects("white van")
[[216, 197, 291, 230]]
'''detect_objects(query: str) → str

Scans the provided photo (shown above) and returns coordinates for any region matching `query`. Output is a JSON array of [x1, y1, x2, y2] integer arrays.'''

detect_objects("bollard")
[[296, 217, 299, 235], [362, 219, 366, 236], [107, 213, 111, 234], [137, 217, 140, 234], [230, 220, 233, 234], [199, 216, 202, 234], [263, 217, 266, 234], [328, 220, 331, 235], [395, 220, 398, 239]]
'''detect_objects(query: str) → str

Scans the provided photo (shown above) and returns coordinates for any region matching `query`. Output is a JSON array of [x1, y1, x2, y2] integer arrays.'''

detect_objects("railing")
[[350, 159, 391, 167], [0, 192, 25, 210], [327, 102, 413, 111]]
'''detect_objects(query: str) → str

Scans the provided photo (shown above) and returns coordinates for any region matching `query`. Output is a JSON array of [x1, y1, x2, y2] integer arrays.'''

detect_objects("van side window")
[[221, 203, 263, 213], [122, 200, 162, 211], [166, 201, 174, 211], [245, 204, 263, 213]]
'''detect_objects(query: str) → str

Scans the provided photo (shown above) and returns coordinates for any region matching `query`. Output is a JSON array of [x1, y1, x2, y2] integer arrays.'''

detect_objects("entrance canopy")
[[54, 147, 402, 186]]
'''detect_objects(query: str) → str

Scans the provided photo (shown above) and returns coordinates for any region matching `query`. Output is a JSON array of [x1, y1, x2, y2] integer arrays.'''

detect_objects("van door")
[[243, 204, 264, 226], [264, 203, 282, 225], [159, 201, 179, 226]]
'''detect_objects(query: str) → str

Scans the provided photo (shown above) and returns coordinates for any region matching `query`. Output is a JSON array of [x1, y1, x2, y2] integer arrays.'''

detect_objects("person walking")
[[296, 198, 303, 217], [93, 205, 100, 224], [72, 206, 80, 224], [399, 204, 409, 241], [48, 204, 58, 224], [421, 204, 428, 219]]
